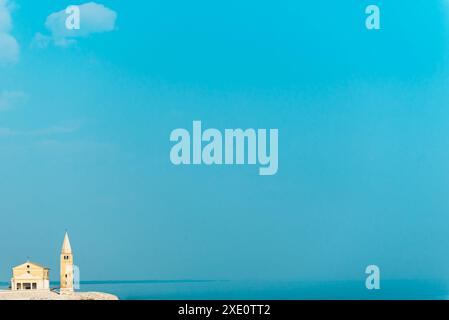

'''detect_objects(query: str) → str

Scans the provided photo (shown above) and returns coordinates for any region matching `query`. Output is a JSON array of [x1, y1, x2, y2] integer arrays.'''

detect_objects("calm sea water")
[[1, 280, 448, 300]]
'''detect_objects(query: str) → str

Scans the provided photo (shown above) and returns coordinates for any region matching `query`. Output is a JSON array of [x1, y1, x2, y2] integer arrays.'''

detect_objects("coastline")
[[0, 290, 119, 300]]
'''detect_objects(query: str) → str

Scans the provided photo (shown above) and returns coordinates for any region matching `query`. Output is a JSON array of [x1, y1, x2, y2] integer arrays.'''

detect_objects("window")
[[32, 283, 37, 290]]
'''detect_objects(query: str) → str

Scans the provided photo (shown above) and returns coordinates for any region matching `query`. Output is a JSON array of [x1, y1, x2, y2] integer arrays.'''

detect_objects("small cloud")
[[0, 0, 19, 64], [0, 1, 12, 31], [0, 90, 26, 111], [29, 124, 79, 136], [35, 2, 117, 48], [30, 32, 51, 49], [0, 127, 13, 136], [0, 122, 80, 137], [0, 33, 19, 63]]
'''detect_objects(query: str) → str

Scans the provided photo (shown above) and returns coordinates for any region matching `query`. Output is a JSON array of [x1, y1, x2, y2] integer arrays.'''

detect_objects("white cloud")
[[0, 0, 19, 64], [38, 2, 117, 47], [0, 123, 79, 137], [0, 0, 12, 31], [0, 90, 26, 111], [30, 32, 51, 49]]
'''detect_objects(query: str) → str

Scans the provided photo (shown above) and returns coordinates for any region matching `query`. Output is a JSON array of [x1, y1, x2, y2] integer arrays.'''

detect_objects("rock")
[[0, 290, 119, 300]]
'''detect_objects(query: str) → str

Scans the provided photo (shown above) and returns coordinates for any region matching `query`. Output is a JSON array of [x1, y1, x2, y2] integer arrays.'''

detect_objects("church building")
[[10, 261, 50, 291], [10, 232, 75, 292]]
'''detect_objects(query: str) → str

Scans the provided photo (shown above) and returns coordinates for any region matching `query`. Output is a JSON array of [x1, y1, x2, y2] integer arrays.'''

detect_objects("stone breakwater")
[[0, 290, 119, 300]]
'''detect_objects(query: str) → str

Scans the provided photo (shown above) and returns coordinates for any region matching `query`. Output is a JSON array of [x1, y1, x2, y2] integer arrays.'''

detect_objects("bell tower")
[[60, 232, 74, 292]]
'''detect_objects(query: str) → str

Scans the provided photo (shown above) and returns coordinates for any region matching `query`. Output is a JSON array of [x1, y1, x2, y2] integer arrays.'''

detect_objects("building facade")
[[10, 261, 50, 291]]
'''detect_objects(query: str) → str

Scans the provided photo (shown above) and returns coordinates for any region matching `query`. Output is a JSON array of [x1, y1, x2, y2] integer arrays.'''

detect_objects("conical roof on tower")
[[61, 232, 72, 254]]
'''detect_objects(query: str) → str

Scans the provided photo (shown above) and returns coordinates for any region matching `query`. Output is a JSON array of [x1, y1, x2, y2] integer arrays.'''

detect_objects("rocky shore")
[[0, 290, 119, 300]]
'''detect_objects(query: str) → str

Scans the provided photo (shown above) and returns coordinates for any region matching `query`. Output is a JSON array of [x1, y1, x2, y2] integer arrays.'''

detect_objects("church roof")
[[61, 232, 72, 254], [13, 261, 49, 270]]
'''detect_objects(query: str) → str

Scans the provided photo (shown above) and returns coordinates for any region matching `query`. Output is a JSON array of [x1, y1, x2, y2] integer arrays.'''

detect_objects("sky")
[[1, 0, 449, 283]]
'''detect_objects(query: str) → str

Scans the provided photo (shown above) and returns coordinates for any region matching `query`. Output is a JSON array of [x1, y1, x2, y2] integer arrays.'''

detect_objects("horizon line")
[[0, 279, 226, 286]]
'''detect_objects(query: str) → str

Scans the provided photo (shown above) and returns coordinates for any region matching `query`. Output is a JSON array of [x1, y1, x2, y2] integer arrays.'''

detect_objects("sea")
[[1, 279, 448, 300]]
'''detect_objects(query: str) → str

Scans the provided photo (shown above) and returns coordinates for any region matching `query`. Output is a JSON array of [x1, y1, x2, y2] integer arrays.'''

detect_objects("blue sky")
[[1, 0, 449, 284]]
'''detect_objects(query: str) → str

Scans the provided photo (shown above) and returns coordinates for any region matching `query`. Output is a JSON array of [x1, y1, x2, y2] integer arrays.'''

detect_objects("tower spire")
[[61, 232, 72, 254]]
